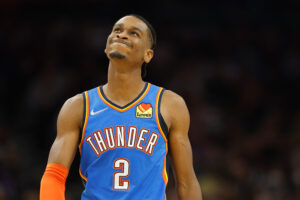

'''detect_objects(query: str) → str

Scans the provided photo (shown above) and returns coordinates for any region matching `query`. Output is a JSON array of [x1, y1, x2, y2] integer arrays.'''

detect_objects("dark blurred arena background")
[[0, 0, 300, 199]]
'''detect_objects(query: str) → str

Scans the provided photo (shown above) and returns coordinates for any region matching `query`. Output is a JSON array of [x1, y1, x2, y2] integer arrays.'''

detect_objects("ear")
[[143, 49, 154, 63]]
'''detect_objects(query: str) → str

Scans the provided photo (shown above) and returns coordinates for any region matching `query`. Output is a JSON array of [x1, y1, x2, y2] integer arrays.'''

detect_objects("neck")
[[103, 61, 145, 105]]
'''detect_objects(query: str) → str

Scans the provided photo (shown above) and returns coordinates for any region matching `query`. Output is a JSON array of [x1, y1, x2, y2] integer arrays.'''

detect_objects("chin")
[[108, 50, 126, 59]]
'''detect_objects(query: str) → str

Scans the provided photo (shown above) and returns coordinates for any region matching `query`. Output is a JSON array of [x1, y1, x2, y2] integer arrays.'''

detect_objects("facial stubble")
[[109, 51, 126, 59]]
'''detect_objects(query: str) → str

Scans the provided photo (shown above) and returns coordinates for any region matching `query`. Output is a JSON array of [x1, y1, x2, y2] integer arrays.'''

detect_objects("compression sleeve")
[[40, 163, 69, 200]]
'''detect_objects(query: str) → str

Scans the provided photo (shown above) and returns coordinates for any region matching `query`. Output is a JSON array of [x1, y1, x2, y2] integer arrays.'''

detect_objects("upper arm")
[[161, 90, 197, 185], [47, 93, 84, 170]]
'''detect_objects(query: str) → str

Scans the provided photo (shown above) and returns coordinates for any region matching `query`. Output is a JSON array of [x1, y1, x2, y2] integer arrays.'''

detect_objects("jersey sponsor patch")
[[136, 103, 152, 118]]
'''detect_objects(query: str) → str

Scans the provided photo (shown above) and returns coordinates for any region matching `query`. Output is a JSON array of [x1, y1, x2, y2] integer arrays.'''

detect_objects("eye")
[[131, 31, 139, 37], [113, 28, 121, 33]]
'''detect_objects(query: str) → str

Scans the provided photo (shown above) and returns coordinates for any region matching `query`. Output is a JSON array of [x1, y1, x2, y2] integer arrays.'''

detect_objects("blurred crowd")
[[0, 1, 300, 200]]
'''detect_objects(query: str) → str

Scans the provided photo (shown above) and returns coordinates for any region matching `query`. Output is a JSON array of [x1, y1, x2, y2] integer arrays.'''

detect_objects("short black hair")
[[126, 14, 157, 50]]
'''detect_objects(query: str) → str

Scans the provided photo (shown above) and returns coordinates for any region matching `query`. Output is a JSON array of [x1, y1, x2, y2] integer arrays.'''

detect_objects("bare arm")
[[40, 94, 83, 200], [161, 90, 202, 200], [47, 93, 83, 169]]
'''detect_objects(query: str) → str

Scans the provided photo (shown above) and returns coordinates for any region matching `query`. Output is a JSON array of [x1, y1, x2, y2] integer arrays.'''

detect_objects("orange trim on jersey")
[[155, 88, 168, 143], [79, 91, 89, 154], [97, 83, 151, 112], [162, 157, 168, 184], [79, 167, 87, 182], [155, 87, 169, 188]]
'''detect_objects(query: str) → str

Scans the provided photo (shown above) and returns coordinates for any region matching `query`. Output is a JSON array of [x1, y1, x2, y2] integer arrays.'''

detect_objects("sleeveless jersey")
[[78, 82, 169, 200]]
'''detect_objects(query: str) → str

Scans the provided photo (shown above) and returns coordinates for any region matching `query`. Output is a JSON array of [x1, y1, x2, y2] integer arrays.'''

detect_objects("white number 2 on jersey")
[[113, 158, 130, 190]]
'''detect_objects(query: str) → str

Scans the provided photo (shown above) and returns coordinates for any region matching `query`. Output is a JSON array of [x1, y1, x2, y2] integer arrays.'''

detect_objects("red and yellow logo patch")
[[136, 103, 152, 118]]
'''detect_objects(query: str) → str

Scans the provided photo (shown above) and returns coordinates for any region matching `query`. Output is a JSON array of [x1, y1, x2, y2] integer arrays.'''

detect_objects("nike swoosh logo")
[[90, 107, 108, 116]]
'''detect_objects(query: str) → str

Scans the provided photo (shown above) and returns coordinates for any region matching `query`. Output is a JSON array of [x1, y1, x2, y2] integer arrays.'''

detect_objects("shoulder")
[[62, 93, 84, 113], [161, 90, 187, 108], [160, 90, 190, 130], [57, 93, 84, 129]]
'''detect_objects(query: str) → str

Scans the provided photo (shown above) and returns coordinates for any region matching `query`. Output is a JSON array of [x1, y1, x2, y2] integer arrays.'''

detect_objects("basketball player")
[[40, 14, 202, 200]]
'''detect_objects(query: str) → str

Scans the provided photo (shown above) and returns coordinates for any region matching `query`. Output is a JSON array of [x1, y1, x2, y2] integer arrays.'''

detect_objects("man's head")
[[105, 15, 156, 66]]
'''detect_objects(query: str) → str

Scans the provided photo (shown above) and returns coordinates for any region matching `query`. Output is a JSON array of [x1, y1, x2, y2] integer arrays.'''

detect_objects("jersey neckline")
[[97, 82, 151, 112]]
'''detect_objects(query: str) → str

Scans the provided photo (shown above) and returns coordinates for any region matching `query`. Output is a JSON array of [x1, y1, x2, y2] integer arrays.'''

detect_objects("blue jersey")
[[79, 82, 169, 200]]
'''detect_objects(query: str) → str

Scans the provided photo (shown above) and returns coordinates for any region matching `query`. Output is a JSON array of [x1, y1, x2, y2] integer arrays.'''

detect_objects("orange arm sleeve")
[[40, 163, 69, 200]]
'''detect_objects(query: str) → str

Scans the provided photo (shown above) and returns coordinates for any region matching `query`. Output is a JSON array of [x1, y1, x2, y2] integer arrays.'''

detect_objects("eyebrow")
[[114, 23, 144, 35]]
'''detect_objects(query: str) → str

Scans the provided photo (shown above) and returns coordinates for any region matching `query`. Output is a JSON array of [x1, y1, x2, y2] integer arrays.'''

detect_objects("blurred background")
[[0, 0, 300, 199]]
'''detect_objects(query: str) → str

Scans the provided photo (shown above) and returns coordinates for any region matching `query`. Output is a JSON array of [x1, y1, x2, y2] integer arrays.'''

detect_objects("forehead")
[[114, 16, 148, 33]]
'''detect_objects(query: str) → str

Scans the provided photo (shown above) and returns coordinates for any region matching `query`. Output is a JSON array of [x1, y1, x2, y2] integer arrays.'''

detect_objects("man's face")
[[105, 16, 153, 64]]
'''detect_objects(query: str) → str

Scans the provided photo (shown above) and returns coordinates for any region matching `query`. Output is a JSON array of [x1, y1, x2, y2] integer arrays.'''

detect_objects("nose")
[[116, 31, 128, 40]]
